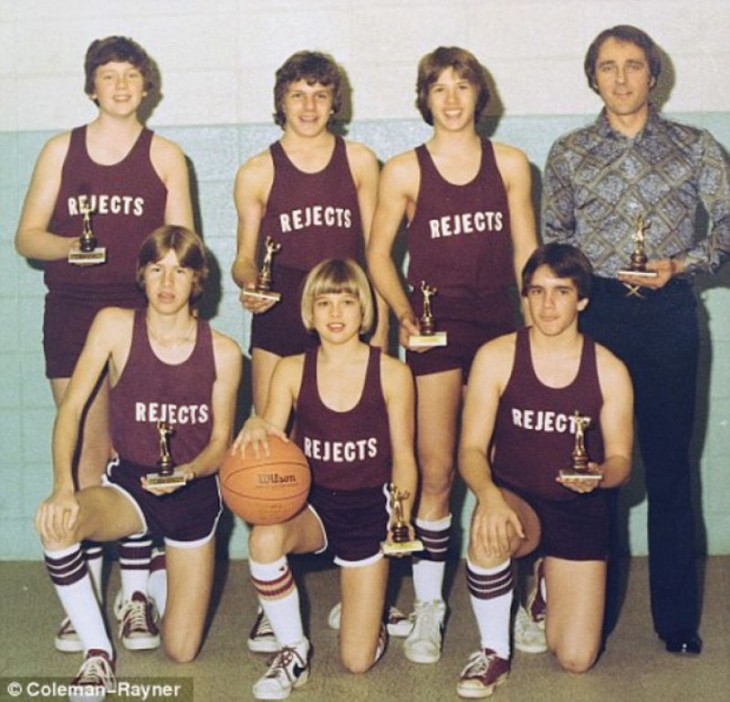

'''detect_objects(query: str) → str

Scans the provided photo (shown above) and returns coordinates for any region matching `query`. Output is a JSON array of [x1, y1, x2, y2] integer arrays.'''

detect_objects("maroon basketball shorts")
[[250, 266, 319, 358], [508, 486, 610, 561], [43, 290, 145, 379], [307, 483, 389, 566], [406, 290, 515, 380], [104, 457, 222, 547]]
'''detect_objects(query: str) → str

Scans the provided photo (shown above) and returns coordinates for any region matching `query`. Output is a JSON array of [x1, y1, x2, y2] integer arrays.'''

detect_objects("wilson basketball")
[[220, 437, 311, 525]]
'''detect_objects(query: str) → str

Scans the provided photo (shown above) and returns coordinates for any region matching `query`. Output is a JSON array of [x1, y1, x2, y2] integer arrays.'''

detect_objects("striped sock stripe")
[[415, 524, 450, 562], [45, 546, 87, 587], [466, 562, 513, 601], [118, 535, 153, 571], [252, 567, 295, 601]]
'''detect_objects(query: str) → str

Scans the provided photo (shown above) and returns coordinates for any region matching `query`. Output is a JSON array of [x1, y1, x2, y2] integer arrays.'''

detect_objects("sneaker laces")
[[120, 596, 154, 637], [263, 646, 306, 685], [74, 651, 115, 688], [463, 649, 494, 676]]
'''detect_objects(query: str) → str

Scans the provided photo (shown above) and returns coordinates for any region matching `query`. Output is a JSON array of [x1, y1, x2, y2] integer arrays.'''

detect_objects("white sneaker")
[[513, 605, 547, 653], [54, 616, 83, 653], [69, 648, 116, 702], [252, 640, 310, 700], [327, 602, 414, 638], [403, 600, 446, 664], [248, 608, 279, 653]]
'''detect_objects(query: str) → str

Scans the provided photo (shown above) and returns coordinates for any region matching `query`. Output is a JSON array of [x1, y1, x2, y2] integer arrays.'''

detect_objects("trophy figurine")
[[68, 204, 107, 266], [145, 420, 186, 487], [242, 236, 282, 303], [381, 484, 424, 556], [618, 215, 658, 280], [409, 281, 448, 348], [559, 411, 601, 482]]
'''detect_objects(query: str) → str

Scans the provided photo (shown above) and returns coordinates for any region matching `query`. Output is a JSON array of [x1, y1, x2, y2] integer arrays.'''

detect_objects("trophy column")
[[558, 411, 602, 483], [409, 281, 448, 348], [145, 420, 186, 487], [381, 483, 423, 556], [68, 204, 107, 266], [242, 236, 282, 303]]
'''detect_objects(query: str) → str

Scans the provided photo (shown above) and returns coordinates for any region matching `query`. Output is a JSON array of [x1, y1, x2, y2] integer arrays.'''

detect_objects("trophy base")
[[381, 538, 424, 557], [241, 289, 281, 303], [69, 248, 107, 266], [145, 471, 186, 488], [617, 269, 658, 278], [558, 469, 602, 482], [409, 332, 448, 348]]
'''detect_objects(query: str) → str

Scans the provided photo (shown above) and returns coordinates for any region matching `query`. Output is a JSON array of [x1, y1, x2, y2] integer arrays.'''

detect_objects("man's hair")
[[584, 25, 661, 93], [137, 226, 209, 301], [300, 258, 375, 334], [415, 46, 490, 125], [521, 243, 593, 300], [84, 36, 154, 100], [273, 51, 343, 128]]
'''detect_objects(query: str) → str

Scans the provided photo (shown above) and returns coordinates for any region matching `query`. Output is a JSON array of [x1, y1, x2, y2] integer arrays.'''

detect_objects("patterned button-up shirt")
[[542, 107, 730, 277]]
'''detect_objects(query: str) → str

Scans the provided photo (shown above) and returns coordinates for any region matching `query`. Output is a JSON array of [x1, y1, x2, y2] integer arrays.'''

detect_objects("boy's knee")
[[340, 648, 374, 675], [164, 638, 199, 664], [555, 646, 598, 674], [248, 525, 285, 561]]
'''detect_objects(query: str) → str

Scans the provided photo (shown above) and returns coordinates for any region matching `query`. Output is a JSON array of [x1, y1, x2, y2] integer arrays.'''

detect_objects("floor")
[[1, 556, 728, 702]]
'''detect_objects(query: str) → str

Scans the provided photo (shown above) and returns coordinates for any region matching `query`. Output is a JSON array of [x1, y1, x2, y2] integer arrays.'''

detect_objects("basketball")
[[220, 436, 311, 525]]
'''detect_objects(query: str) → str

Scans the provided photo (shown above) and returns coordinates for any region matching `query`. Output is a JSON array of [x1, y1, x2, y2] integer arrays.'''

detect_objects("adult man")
[[542, 25, 730, 654], [457, 243, 633, 698], [367, 46, 537, 664]]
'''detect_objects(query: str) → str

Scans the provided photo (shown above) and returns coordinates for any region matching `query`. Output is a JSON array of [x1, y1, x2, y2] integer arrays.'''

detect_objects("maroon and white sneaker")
[[457, 648, 510, 699], [248, 608, 279, 654], [118, 591, 160, 651], [252, 640, 310, 700], [69, 648, 116, 702], [55, 616, 83, 653]]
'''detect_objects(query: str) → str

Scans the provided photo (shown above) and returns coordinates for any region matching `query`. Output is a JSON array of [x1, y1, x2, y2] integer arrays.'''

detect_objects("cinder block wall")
[[1, 0, 728, 559]]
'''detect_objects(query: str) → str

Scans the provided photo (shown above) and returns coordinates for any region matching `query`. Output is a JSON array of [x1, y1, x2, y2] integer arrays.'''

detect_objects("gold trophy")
[[68, 204, 107, 266], [618, 215, 658, 284], [559, 411, 601, 482], [242, 236, 282, 303], [381, 484, 423, 556], [409, 281, 448, 348], [145, 420, 186, 487]]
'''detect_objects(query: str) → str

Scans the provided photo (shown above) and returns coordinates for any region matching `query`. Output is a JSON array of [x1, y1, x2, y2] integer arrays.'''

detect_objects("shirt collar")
[[595, 104, 664, 142]]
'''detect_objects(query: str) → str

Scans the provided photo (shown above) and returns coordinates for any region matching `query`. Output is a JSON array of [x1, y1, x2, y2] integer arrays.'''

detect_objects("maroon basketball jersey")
[[407, 139, 513, 298], [45, 126, 167, 301], [110, 310, 215, 467], [491, 329, 605, 501], [295, 347, 392, 491], [261, 136, 362, 271]]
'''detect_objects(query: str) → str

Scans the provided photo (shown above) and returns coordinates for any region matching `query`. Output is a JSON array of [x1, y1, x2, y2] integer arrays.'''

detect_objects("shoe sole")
[[387, 621, 414, 638], [247, 638, 280, 654], [404, 647, 442, 664], [123, 636, 161, 651], [253, 669, 309, 700], [54, 637, 84, 653], [514, 641, 547, 654], [457, 672, 509, 699]]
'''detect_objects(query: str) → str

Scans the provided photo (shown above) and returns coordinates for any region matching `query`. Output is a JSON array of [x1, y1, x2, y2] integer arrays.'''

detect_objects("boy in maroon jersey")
[[456, 243, 633, 698], [15, 36, 193, 652], [367, 46, 538, 665], [233, 259, 418, 701], [35, 226, 242, 700]]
